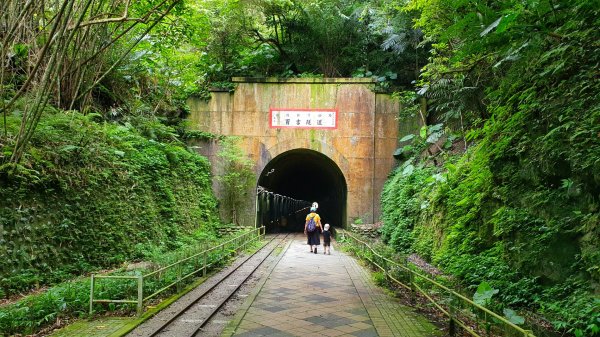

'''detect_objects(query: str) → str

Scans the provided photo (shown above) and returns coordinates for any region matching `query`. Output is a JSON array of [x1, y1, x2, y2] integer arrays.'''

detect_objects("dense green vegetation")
[[380, 1, 599, 336], [0, 0, 223, 300], [0, 230, 256, 335], [0, 110, 218, 298], [182, 0, 427, 92], [216, 136, 256, 225], [1, 0, 598, 336]]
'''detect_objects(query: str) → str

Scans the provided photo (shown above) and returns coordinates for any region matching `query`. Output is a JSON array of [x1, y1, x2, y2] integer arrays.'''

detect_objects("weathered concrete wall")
[[188, 77, 417, 227]]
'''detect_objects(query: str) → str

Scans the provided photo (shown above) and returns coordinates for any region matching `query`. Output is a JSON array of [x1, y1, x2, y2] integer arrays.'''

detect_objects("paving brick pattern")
[[223, 236, 441, 337]]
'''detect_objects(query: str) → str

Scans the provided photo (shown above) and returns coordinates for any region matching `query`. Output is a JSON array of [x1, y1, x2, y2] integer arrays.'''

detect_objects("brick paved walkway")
[[49, 235, 441, 337], [222, 235, 441, 337]]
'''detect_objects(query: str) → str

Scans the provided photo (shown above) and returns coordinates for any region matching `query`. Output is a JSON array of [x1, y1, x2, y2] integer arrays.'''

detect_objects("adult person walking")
[[304, 203, 322, 254]]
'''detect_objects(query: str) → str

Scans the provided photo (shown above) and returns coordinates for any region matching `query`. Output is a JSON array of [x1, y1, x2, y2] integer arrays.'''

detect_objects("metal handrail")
[[339, 230, 536, 337], [89, 226, 265, 316]]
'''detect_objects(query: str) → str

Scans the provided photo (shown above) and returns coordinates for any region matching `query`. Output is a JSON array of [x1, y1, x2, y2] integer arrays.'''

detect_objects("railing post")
[[89, 274, 95, 315], [194, 248, 198, 272], [136, 274, 144, 316], [203, 245, 207, 277], [406, 260, 416, 305], [448, 293, 456, 336], [485, 311, 491, 337], [176, 260, 182, 293]]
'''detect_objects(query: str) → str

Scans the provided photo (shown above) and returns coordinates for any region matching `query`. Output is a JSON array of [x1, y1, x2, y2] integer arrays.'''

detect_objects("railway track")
[[128, 233, 291, 337]]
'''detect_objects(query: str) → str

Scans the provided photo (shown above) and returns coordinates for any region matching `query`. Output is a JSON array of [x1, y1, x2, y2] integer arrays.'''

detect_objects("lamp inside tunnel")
[[257, 149, 347, 233]]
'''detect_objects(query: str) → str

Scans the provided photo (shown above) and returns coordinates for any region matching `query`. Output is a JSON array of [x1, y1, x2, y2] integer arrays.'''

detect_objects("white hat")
[[324, 223, 330, 230]]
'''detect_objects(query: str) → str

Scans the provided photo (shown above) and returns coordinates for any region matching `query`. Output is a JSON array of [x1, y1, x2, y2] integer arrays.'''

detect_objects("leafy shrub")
[[0, 230, 250, 335], [380, 164, 434, 253], [0, 111, 219, 297]]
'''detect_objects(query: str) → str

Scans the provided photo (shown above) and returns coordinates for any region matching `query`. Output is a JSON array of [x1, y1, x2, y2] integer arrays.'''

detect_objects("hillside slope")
[[0, 111, 219, 298]]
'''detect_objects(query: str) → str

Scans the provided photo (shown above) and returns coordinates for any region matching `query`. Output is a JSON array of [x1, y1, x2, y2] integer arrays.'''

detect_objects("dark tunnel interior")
[[257, 149, 347, 233]]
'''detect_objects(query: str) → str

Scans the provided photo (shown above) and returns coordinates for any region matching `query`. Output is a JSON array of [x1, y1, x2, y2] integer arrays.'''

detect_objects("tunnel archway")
[[257, 149, 347, 233]]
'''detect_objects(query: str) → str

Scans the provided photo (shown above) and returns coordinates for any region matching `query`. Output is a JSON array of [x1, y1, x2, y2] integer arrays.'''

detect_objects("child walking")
[[323, 223, 331, 255]]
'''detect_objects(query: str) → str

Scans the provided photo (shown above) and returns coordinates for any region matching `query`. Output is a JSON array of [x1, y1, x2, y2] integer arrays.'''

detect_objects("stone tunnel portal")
[[257, 149, 347, 233]]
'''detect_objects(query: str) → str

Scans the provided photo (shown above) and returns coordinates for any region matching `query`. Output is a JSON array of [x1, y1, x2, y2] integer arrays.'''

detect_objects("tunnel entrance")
[[256, 149, 347, 233]]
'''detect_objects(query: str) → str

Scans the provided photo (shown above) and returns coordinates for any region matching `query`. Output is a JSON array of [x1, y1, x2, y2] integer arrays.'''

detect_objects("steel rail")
[[186, 233, 291, 337], [146, 233, 289, 337]]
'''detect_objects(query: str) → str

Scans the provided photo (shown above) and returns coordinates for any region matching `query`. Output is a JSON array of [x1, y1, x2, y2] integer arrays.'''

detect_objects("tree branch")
[[74, 0, 182, 103], [251, 28, 289, 59], [440, 52, 498, 75], [70, 0, 173, 72], [68, 0, 139, 29], [1, 0, 71, 122]]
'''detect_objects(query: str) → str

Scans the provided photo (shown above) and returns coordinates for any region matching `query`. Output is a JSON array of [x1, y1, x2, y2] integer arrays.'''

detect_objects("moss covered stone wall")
[[0, 112, 219, 297]]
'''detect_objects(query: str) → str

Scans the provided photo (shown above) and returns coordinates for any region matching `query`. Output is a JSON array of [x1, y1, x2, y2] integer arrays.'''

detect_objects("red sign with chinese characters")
[[269, 108, 338, 129]]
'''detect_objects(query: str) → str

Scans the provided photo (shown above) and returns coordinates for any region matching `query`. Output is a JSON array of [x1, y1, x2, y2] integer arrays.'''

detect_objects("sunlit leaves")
[[473, 281, 499, 306]]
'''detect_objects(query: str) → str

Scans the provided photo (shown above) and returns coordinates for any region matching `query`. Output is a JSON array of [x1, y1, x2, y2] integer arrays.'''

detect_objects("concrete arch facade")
[[259, 138, 350, 176], [257, 147, 347, 232], [188, 77, 419, 228]]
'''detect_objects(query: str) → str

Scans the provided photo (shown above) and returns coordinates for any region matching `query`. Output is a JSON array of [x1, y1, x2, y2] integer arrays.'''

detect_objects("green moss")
[[0, 111, 219, 296], [381, 139, 599, 333], [309, 129, 319, 150], [309, 82, 329, 107]]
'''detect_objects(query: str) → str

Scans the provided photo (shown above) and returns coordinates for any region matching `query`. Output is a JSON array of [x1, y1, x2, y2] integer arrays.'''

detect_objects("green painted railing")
[[339, 230, 536, 337], [89, 226, 265, 316]]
